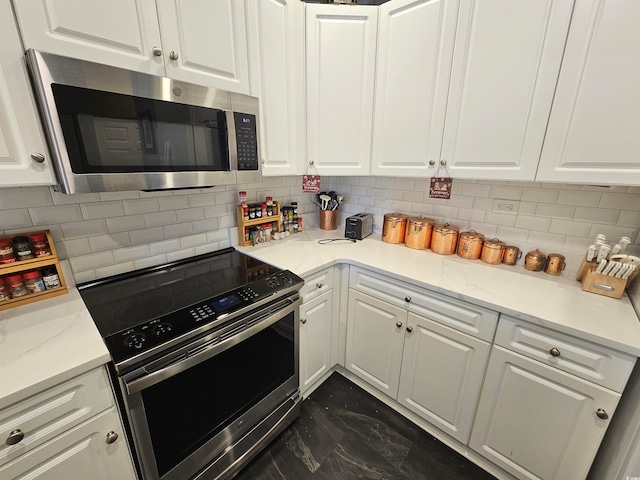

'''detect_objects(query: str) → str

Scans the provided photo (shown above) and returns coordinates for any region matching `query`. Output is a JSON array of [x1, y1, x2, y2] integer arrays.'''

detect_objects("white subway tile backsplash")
[[402, 190, 424, 203], [472, 197, 494, 211], [176, 207, 205, 222], [0, 209, 33, 229], [195, 242, 222, 256], [81, 201, 125, 220], [217, 215, 236, 229], [519, 202, 537, 215], [164, 222, 194, 239], [456, 208, 485, 223], [192, 218, 219, 233], [515, 215, 551, 232], [52, 191, 101, 205], [207, 229, 229, 243], [129, 227, 165, 245], [468, 222, 498, 237], [489, 186, 522, 200], [180, 233, 208, 249], [113, 244, 151, 263], [62, 238, 92, 257], [134, 254, 168, 270], [139, 190, 173, 197], [589, 224, 639, 243], [433, 205, 459, 219], [391, 200, 413, 212], [460, 183, 491, 198], [188, 193, 217, 207], [549, 219, 592, 237], [600, 193, 640, 211], [522, 188, 560, 204], [535, 203, 575, 219], [573, 207, 619, 225], [0, 187, 52, 209], [159, 195, 190, 211], [29, 205, 83, 225], [204, 205, 228, 218], [495, 226, 530, 243], [89, 232, 131, 252], [484, 212, 517, 227], [60, 219, 108, 239], [557, 190, 601, 207], [73, 270, 97, 284], [94, 262, 135, 278], [144, 211, 178, 227], [166, 247, 197, 262], [393, 179, 414, 191], [123, 198, 160, 215], [527, 231, 567, 249], [214, 191, 237, 205], [375, 177, 395, 188], [106, 215, 146, 233], [445, 196, 474, 209], [618, 210, 640, 227], [70, 250, 114, 272], [99, 191, 140, 201], [149, 238, 181, 256]]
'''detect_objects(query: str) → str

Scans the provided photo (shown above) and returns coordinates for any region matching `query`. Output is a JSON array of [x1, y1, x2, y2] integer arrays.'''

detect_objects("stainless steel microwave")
[[26, 49, 262, 194]]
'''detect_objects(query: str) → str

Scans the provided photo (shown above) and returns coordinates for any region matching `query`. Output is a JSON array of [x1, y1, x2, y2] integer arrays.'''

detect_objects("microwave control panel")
[[234, 112, 259, 171]]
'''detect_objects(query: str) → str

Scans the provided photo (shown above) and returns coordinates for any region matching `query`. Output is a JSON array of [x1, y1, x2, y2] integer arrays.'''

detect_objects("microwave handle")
[[225, 110, 238, 172]]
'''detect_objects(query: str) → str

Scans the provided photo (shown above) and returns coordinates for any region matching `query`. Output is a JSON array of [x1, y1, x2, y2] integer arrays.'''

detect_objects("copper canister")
[[481, 238, 506, 264], [544, 253, 566, 276], [430, 223, 460, 255], [502, 245, 521, 266], [404, 216, 435, 250], [457, 230, 484, 260], [382, 212, 408, 244], [524, 249, 546, 271]]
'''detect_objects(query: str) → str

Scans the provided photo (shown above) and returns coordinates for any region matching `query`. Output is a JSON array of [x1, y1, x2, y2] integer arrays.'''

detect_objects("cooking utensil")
[[405, 216, 435, 250], [586, 245, 597, 262], [596, 244, 611, 262], [430, 223, 460, 255], [457, 230, 484, 260], [319, 194, 331, 210], [544, 254, 566, 276], [623, 265, 637, 280], [524, 249, 546, 272], [382, 213, 408, 244], [596, 259, 607, 274], [481, 238, 506, 264]]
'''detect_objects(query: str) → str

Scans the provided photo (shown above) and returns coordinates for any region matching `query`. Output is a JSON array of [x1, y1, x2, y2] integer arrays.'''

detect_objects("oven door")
[[118, 296, 300, 480]]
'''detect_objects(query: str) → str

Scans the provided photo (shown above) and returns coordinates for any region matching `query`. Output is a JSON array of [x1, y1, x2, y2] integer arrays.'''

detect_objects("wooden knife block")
[[577, 256, 637, 299]]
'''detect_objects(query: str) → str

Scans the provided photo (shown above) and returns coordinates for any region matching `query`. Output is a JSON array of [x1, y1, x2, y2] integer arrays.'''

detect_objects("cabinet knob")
[[301, 318, 307, 324], [6, 429, 24, 446], [396, 321, 403, 328], [549, 347, 561, 357], [406, 326, 413, 333], [429, 160, 436, 166], [152, 46, 162, 57], [106, 431, 119, 444], [404, 296, 411, 303], [596, 409, 609, 420], [169, 51, 179, 61], [309, 160, 314, 166], [315, 283, 323, 289], [30, 152, 45, 163], [440, 159, 447, 166]]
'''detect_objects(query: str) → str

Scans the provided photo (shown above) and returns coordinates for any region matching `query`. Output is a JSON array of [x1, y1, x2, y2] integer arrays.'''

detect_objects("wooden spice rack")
[[0, 230, 68, 311], [236, 201, 281, 247]]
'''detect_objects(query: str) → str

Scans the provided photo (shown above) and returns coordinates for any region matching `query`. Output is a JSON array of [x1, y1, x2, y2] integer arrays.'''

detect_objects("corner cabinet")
[[305, 4, 378, 176], [536, 0, 640, 185], [0, 367, 136, 480], [12, 0, 251, 95], [0, 0, 55, 187], [246, 0, 305, 176]]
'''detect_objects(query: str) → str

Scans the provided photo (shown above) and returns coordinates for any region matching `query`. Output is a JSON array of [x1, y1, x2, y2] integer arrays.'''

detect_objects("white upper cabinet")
[[372, 0, 458, 177], [0, 1, 55, 187], [306, 4, 378, 176], [247, 0, 305, 176], [13, 0, 251, 94], [536, 0, 640, 185], [441, 0, 574, 180]]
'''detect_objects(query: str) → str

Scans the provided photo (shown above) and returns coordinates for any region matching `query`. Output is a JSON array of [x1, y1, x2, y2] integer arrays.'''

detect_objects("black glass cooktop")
[[78, 248, 281, 339]]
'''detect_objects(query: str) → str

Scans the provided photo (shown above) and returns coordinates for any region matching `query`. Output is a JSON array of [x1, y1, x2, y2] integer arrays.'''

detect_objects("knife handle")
[[586, 245, 597, 262]]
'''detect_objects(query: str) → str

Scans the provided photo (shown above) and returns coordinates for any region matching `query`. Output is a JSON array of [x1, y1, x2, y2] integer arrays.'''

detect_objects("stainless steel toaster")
[[345, 213, 373, 240]]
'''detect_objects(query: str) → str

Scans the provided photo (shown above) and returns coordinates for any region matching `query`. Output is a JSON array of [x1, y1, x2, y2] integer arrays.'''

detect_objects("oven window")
[[52, 84, 230, 173], [141, 313, 295, 477]]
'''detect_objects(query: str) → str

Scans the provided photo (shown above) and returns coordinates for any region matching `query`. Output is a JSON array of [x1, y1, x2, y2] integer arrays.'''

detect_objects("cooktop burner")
[[78, 248, 302, 369]]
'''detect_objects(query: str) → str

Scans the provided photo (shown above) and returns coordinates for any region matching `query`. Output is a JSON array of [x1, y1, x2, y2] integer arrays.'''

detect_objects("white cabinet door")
[[470, 346, 620, 480], [397, 313, 490, 444], [371, 0, 458, 177], [300, 290, 333, 395], [0, 1, 55, 187], [306, 4, 378, 176], [0, 407, 136, 480], [345, 289, 406, 398], [246, 0, 305, 175], [440, 0, 574, 180], [537, 0, 640, 185], [12, 0, 165, 76], [156, 0, 250, 94]]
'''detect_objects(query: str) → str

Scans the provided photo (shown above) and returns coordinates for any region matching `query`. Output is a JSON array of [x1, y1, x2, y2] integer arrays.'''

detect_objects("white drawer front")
[[0, 367, 114, 467], [301, 267, 334, 302], [495, 316, 636, 392], [349, 266, 498, 341]]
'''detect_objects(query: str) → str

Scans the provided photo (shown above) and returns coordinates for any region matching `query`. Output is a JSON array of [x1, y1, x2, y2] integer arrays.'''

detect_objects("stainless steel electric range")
[[77, 248, 304, 480]]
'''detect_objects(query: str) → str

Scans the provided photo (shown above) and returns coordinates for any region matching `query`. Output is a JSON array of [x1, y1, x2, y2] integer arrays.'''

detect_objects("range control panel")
[[105, 270, 302, 366]]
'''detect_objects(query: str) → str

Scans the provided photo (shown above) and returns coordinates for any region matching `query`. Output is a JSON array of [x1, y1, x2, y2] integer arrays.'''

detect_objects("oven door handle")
[[123, 296, 301, 395]]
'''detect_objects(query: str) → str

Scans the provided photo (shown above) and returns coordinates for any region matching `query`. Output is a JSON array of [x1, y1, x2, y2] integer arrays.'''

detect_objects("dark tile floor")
[[235, 373, 497, 480]]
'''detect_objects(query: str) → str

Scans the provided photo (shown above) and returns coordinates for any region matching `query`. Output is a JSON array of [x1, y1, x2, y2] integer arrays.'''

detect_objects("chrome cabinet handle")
[[404, 296, 411, 303], [406, 326, 413, 333], [106, 431, 119, 444], [30, 153, 45, 163], [6, 429, 24, 446], [396, 321, 403, 328], [596, 409, 609, 420], [169, 51, 179, 61], [315, 283, 323, 289], [152, 46, 162, 56], [549, 347, 561, 357], [301, 318, 307, 324]]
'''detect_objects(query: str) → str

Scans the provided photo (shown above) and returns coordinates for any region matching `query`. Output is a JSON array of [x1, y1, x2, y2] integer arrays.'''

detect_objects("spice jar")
[[431, 223, 460, 255], [23, 270, 46, 293], [12, 236, 34, 260], [382, 213, 408, 244], [544, 253, 566, 276], [481, 238, 506, 265], [0, 249, 17, 264], [6, 273, 28, 298], [502, 245, 521, 266], [29, 232, 51, 257], [404, 217, 435, 250], [0, 239, 14, 256], [457, 230, 484, 260], [0, 282, 10, 302], [524, 249, 546, 272]]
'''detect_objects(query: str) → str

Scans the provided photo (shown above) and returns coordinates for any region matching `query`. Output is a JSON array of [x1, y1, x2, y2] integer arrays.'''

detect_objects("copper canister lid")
[[433, 223, 460, 235], [407, 216, 434, 227], [526, 249, 546, 260], [384, 212, 408, 223], [459, 230, 484, 241], [483, 238, 505, 249]]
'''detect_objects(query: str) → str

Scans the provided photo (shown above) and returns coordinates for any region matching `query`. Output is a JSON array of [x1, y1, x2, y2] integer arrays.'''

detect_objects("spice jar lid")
[[384, 212, 408, 221], [459, 230, 484, 241], [526, 249, 546, 260], [407, 216, 434, 227], [12, 235, 29, 243], [28, 232, 47, 242], [434, 223, 460, 234], [0, 239, 12, 248], [5, 274, 23, 283], [22, 270, 42, 280]]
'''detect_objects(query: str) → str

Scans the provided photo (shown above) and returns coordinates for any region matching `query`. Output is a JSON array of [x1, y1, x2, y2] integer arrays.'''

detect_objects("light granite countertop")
[[0, 262, 110, 410], [239, 229, 640, 357]]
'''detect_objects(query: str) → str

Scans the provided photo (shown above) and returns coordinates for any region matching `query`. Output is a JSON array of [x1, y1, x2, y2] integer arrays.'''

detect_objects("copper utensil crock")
[[382, 213, 408, 244]]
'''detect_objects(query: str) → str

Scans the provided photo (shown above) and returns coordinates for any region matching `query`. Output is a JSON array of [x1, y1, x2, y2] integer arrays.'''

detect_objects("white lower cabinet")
[[300, 290, 333, 395], [345, 287, 490, 443], [469, 346, 620, 480], [0, 367, 136, 480]]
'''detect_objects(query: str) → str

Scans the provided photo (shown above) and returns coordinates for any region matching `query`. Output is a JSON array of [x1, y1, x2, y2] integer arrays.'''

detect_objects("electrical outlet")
[[372, 189, 385, 201], [491, 199, 519, 215]]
